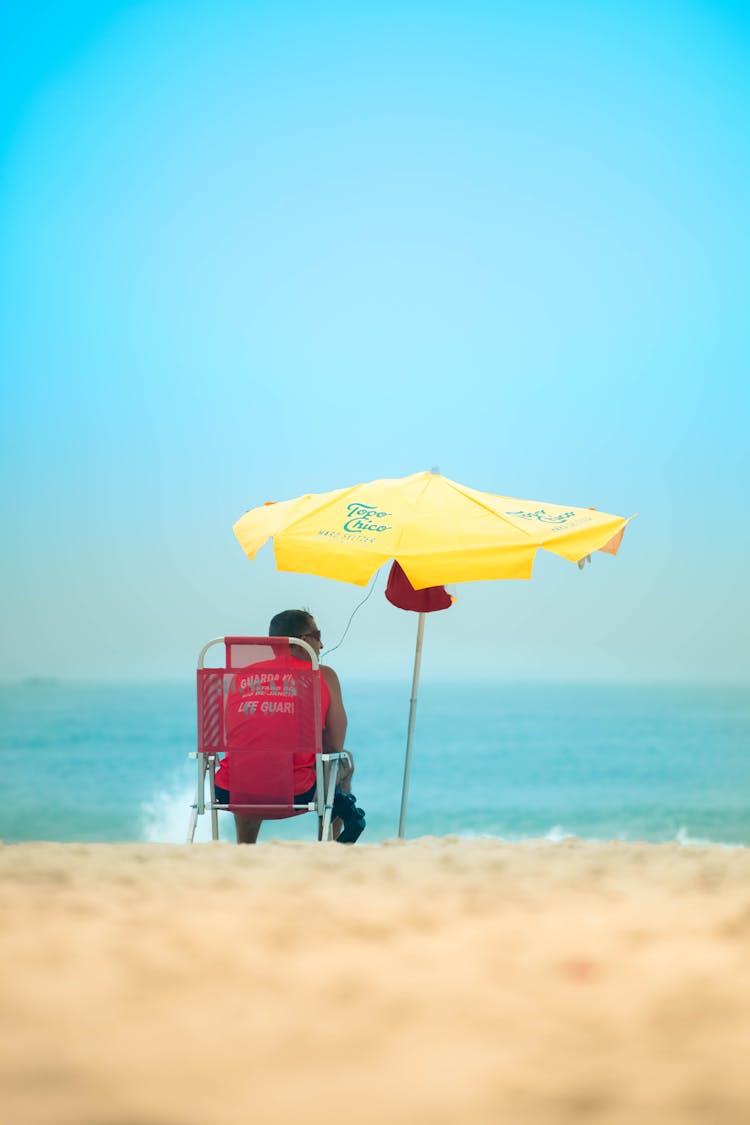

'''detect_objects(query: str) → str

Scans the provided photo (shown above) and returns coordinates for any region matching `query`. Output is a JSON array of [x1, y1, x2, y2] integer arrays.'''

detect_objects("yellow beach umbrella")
[[233, 471, 634, 835]]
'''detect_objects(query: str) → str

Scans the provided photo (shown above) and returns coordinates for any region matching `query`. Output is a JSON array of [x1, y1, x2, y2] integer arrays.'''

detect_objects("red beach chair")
[[187, 636, 351, 843]]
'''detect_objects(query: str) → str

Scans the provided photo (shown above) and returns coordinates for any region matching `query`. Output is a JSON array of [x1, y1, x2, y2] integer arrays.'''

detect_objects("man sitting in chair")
[[214, 609, 366, 845]]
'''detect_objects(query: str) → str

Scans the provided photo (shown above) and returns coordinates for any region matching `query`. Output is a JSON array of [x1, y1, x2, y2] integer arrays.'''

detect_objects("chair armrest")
[[320, 750, 353, 768]]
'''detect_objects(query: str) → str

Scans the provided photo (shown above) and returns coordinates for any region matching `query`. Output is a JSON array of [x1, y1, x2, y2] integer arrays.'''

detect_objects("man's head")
[[268, 609, 322, 658]]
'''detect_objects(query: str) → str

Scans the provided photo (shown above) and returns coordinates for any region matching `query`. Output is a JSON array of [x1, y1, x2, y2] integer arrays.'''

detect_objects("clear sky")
[[1, 0, 748, 684]]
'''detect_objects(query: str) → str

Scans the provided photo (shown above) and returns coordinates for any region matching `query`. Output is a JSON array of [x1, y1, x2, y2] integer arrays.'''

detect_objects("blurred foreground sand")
[[1, 838, 749, 1124]]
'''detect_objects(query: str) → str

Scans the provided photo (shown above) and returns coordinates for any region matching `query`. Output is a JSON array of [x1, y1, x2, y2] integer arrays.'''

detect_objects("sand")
[[1, 837, 749, 1125]]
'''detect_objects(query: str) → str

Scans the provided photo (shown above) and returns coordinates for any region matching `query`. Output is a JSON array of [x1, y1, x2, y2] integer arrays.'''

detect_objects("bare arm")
[[321, 664, 347, 753]]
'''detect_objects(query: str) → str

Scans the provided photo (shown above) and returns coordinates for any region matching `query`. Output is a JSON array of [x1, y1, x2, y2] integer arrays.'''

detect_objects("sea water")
[[1, 680, 748, 847]]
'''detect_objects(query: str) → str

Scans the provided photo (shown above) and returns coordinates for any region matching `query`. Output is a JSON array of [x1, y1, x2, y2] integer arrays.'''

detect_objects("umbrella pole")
[[398, 611, 426, 839]]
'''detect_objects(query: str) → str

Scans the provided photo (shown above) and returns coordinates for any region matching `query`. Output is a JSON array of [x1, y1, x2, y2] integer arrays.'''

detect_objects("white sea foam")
[[674, 826, 744, 850], [452, 825, 747, 849], [452, 826, 582, 844], [545, 824, 576, 843], [140, 782, 233, 844]]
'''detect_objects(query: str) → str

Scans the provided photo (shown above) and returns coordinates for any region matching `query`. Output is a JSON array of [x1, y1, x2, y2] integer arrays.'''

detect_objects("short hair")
[[268, 609, 313, 638]]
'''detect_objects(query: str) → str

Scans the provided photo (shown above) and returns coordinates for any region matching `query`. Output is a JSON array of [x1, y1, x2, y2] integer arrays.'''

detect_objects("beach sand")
[[1, 838, 749, 1125]]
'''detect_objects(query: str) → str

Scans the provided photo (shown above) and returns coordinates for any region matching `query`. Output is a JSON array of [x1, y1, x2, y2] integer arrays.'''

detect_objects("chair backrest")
[[197, 636, 323, 815]]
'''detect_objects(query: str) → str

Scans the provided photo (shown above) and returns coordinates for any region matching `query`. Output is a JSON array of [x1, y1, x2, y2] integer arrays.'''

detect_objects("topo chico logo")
[[343, 502, 392, 533], [506, 508, 576, 524]]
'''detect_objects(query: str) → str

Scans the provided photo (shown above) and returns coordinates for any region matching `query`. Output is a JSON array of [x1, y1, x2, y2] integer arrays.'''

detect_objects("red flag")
[[385, 561, 454, 613]]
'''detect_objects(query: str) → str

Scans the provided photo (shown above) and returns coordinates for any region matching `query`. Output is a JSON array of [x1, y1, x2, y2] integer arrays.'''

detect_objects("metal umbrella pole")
[[398, 611, 426, 839]]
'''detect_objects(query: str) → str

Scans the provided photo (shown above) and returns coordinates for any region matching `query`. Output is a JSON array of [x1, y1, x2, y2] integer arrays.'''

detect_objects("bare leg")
[[320, 816, 343, 840], [338, 758, 354, 794], [234, 813, 263, 844], [330, 754, 354, 839]]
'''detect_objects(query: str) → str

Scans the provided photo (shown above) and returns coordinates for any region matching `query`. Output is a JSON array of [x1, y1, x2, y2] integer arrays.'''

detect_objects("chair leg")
[[187, 756, 206, 844], [207, 757, 219, 841], [320, 758, 341, 841], [316, 756, 331, 841]]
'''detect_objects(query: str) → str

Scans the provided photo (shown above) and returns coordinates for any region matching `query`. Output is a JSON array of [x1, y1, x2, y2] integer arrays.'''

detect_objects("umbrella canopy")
[[233, 470, 632, 586]]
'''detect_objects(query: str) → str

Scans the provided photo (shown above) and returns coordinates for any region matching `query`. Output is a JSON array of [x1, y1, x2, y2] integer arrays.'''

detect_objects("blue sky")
[[1, 0, 748, 683]]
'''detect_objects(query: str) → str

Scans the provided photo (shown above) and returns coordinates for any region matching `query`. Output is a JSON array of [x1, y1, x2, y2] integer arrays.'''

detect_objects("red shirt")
[[215, 656, 331, 796]]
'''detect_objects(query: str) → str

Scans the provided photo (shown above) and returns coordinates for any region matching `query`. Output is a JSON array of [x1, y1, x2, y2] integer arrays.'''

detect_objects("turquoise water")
[[1, 681, 748, 846]]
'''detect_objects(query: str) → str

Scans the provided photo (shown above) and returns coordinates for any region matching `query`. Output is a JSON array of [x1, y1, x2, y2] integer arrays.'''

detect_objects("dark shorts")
[[214, 783, 317, 808]]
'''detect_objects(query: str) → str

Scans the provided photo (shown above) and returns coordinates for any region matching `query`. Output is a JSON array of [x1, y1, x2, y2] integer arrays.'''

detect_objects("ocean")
[[1, 680, 748, 847]]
